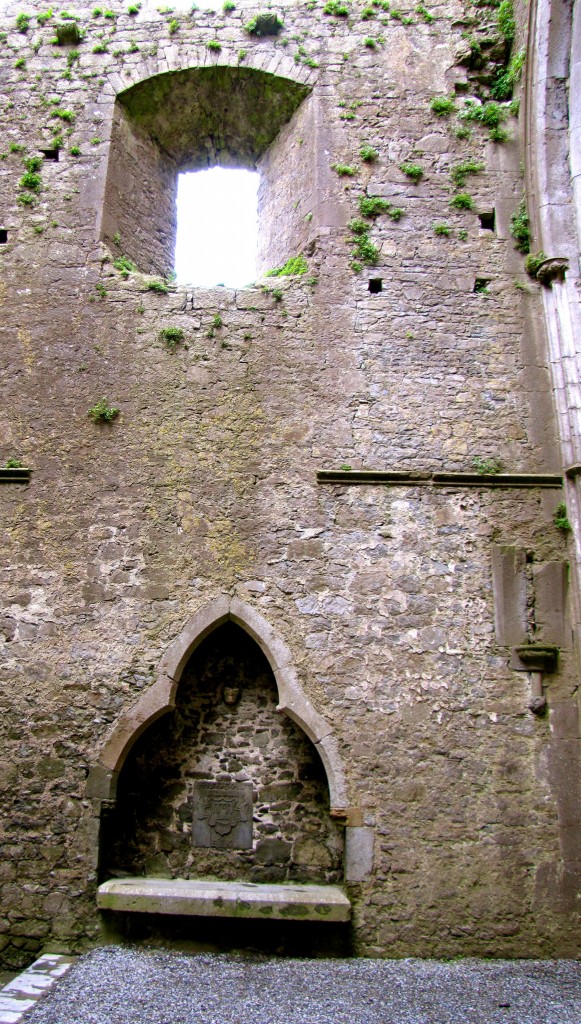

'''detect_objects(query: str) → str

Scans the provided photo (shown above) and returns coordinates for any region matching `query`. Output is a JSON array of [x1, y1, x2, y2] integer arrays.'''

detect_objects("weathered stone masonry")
[[1, 0, 580, 965]]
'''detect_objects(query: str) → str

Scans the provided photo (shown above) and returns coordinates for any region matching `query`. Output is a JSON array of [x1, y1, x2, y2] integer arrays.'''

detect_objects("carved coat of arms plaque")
[[192, 781, 253, 850]]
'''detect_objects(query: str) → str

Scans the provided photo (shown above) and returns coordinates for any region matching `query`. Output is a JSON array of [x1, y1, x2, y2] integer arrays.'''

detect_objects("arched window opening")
[[101, 67, 314, 281], [175, 167, 259, 287]]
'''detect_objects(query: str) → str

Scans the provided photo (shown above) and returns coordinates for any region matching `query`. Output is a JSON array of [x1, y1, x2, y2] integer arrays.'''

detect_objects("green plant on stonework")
[[69, 145, 81, 156], [95, 282, 107, 297], [497, 0, 515, 42], [37, 9, 54, 26], [159, 326, 184, 349], [472, 456, 502, 475], [93, 42, 107, 52], [449, 159, 483, 188], [92, 6, 103, 14], [265, 254, 308, 277], [360, 145, 379, 162], [430, 95, 455, 117], [554, 501, 571, 532], [323, 0, 349, 14], [15, 13, 30, 32], [207, 39, 221, 50], [510, 201, 530, 253], [364, 37, 376, 48], [489, 125, 510, 143], [524, 250, 546, 278], [359, 195, 390, 217], [145, 279, 169, 293], [399, 162, 423, 183], [492, 48, 525, 100], [15, 58, 26, 69], [25, 157, 42, 173], [460, 101, 508, 135], [113, 255, 137, 278], [127, 2, 141, 12], [388, 206, 404, 220], [454, 125, 472, 140], [88, 398, 120, 423], [19, 171, 42, 192], [9, 143, 25, 154], [211, 314, 223, 329], [458, 228, 468, 241], [449, 192, 475, 211], [349, 218, 368, 235], [53, 108, 75, 122], [349, 219, 379, 266], [223, 1, 235, 10], [361, 6, 375, 18], [91, 137, 102, 145], [352, 236, 379, 265], [433, 222, 451, 236], [340, 464, 352, 471], [168, 18, 180, 34], [244, 13, 284, 34], [5, 457, 23, 469], [17, 192, 36, 207], [415, 4, 434, 22], [67, 49, 80, 65]]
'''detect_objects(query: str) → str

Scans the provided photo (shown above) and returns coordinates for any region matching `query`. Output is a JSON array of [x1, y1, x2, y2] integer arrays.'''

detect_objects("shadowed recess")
[[118, 66, 311, 169]]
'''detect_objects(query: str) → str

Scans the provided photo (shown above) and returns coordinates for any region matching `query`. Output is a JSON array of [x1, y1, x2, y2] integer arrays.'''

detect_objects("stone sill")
[[0, 468, 30, 485], [97, 877, 351, 922], [317, 471, 563, 489]]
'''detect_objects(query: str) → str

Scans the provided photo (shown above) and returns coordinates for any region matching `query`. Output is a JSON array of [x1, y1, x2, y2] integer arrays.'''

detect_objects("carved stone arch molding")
[[87, 596, 348, 814]]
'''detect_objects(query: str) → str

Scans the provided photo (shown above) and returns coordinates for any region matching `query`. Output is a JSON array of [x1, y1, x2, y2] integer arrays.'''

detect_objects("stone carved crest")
[[192, 780, 253, 850]]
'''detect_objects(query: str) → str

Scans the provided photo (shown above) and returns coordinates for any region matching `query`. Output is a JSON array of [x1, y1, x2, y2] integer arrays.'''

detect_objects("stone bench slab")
[[97, 878, 351, 922]]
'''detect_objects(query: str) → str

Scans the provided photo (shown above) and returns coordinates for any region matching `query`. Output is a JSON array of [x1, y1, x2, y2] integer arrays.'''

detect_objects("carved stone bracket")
[[535, 257, 569, 287], [512, 642, 560, 714]]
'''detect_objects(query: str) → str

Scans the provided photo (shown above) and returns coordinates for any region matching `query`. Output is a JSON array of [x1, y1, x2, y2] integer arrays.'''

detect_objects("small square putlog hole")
[[474, 277, 491, 293], [479, 209, 495, 231], [0, 229, 7, 244], [40, 149, 59, 162], [368, 278, 383, 294]]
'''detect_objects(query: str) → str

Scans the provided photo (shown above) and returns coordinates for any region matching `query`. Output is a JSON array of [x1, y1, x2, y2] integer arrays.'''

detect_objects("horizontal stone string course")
[[316, 471, 563, 489]]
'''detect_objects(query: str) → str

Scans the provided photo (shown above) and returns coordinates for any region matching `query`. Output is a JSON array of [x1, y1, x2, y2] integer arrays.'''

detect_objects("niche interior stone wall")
[[101, 622, 343, 884]]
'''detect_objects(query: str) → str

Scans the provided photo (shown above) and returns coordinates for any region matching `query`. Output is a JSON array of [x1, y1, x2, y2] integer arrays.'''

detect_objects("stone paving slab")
[[19, 946, 581, 1024], [0, 953, 76, 1024]]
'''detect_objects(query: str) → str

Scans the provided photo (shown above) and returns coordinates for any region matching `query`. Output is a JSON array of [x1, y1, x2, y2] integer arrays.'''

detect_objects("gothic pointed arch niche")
[[94, 598, 348, 889]]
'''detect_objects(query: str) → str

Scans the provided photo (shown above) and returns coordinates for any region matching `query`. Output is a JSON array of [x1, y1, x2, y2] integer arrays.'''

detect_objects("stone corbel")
[[535, 257, 568, 287], [511, 643, 559, 714]]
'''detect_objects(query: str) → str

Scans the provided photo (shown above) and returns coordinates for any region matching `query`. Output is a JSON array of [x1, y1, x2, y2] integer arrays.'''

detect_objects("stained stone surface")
[[96, 878, 351, 921]]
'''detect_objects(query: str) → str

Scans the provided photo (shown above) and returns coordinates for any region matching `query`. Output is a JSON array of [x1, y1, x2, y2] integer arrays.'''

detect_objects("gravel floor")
[[22, 946, 581, 1024]]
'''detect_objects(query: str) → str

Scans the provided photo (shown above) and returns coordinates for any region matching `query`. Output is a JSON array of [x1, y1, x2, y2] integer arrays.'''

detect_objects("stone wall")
[[0, 0, 580, 967]]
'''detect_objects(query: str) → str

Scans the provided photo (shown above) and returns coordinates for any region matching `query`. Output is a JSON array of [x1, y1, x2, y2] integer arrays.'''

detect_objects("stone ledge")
[[97, 878, 351, 922], [317, 470, 563, 489], [0, 468, 30, 485]]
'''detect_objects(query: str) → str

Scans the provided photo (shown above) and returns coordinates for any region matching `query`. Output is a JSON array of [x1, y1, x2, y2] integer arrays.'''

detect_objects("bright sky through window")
[[175, 168, 260, 288]]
